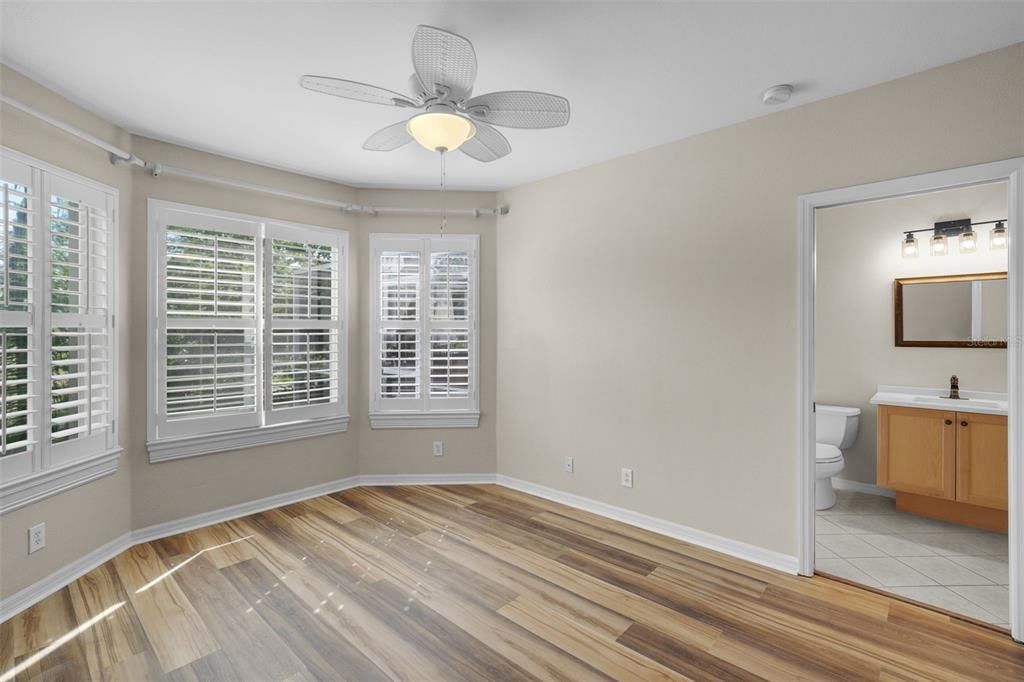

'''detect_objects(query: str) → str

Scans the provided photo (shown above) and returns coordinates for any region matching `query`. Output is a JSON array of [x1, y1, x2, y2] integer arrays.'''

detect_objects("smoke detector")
[[761, 84, 794, 106]]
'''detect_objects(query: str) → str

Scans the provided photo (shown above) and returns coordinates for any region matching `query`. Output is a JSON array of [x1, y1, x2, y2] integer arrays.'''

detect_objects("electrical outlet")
[[28, 523, 45, 554], [621, 468, 634, 488], [564, 456, 574, 473], [432, 441, 444, 457]]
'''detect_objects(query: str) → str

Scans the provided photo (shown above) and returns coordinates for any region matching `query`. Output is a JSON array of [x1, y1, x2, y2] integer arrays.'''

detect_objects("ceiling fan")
[[300, 25, 570, 162]]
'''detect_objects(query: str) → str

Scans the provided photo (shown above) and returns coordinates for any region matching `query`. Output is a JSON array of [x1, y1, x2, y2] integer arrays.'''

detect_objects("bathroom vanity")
[[871, 386, 1008, 531]]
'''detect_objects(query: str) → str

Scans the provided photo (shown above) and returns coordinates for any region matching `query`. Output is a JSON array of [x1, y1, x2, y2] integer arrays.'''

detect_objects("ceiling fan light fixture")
[[406, 112, 476, 152]]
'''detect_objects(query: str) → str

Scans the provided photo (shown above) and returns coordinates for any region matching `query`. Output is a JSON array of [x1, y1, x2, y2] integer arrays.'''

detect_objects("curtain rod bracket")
[[108, 151, 137, 166], [145, 162, 163, 178]]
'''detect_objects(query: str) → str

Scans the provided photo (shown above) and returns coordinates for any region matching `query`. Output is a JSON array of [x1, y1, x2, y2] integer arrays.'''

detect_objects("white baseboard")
[[2, 471, 798, 622], [0, 531, 133, 624], [357, 473, 496, 487], [130, 475, 363, 544], [832, 478, 896, 498], [496, 475, 799, 575]]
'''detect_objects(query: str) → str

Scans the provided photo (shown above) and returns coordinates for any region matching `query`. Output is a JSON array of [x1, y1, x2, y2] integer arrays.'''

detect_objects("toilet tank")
[[816, 404, 860, 449]]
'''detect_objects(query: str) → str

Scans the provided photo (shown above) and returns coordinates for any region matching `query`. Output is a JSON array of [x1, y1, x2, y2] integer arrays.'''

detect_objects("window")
[[1, 149, 119, 514], [148, 201, 347, 461], [370, 234, 479, 428]]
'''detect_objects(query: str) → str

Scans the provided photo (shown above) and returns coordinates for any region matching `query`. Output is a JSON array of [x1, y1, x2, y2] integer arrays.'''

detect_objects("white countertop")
[[870, 384, 1008, 416]]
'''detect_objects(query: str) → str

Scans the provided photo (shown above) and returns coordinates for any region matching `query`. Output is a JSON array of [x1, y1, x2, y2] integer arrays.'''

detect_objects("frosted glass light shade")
[[991, 222, 1008, 250], [901, 233, 919, 258], [930, 234, 947, 255], [958, 230, 977, 254], [406, 112, 476, 152]]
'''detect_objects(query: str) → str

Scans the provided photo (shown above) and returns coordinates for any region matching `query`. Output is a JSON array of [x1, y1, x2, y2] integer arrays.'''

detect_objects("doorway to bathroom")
[[797, 158, 1024, 642]]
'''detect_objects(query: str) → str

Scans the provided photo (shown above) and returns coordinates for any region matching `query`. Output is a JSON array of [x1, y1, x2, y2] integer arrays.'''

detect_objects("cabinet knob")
[[961, 421, 968, 427], [944, 419, 953, 425]]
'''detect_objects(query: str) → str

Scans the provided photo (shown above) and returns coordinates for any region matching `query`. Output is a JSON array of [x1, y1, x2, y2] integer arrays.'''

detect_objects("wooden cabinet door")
[[877, 405, 956, 499], [956, 412, 1008, 510]]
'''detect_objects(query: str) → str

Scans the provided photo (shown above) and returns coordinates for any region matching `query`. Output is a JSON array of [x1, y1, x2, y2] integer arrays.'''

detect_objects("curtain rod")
[[1, 94, 508, 218]]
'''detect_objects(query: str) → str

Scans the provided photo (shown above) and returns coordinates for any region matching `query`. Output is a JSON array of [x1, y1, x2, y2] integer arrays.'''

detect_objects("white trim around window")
[[147, 200, 349, 462], [1, 147, 121, 514], [369, 233, 480, 428]]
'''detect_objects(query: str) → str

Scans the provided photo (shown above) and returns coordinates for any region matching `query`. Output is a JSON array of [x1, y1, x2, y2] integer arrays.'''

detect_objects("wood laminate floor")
[[2, 484, 1023, 681]]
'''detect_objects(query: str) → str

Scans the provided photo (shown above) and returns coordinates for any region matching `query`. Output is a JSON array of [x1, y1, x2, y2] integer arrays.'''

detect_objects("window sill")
[[1, 448, 122, 515], [147, 415, 350, 463], [369, 412, 480, 429]]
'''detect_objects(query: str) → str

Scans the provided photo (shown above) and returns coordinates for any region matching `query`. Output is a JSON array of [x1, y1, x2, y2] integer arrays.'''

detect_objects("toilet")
[[815, 404, 861, 510]]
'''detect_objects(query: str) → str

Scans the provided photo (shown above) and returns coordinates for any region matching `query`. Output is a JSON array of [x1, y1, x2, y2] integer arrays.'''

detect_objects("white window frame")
[[369, 233, 480, 428], [147, 200, 349, 462], [0, 147, 120, 515]]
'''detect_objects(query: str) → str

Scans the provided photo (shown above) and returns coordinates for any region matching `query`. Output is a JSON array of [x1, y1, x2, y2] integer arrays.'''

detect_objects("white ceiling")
[[2, 2, 1022, 191]]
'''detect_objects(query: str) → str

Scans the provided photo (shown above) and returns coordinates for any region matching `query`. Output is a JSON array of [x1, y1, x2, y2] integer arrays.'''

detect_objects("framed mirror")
[[894, 272, 1007, 348]]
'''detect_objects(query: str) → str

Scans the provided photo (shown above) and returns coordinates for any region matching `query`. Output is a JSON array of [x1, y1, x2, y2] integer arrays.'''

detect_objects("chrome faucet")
[[948, 375, 961, 400]]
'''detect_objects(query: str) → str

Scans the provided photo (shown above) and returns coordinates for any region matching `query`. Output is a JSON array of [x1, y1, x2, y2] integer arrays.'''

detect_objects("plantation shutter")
[[264, 222, 344, 424], [0, 149, 120, 500], [155, 207, 260, 438], [1, 157, 37, 479], [427, 237, 476, 411], [375, 237, 424, 411], [47, 175, 115, 465], [151, 203, 347, 446], [371, 234, 478, 416]]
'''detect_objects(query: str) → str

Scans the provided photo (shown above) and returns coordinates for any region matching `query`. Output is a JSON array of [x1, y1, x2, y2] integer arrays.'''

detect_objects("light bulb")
[[959, 230, 977, 254], [901, 233, 918, 258], [930, 234, 947, 255], [991, 222, 1008, 250]]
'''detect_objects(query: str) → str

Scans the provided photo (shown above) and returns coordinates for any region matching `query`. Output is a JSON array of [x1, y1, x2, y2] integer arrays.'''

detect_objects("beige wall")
[[495, 44, 1024, 557], [816, 183, 1008, 485], [354, 189, 498, 476], [1, 64, 134, 597]]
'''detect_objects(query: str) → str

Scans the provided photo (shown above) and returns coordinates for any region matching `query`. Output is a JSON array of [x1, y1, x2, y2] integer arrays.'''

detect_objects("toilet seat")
[[815, 443, 842, 463]]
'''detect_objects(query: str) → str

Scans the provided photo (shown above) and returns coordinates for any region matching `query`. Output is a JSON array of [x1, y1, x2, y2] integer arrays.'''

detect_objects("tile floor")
[[815, 488, 1009, 627]]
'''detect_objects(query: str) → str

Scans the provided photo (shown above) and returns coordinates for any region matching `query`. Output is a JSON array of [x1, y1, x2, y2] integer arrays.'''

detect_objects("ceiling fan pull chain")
[[440, 149, 447, 237]]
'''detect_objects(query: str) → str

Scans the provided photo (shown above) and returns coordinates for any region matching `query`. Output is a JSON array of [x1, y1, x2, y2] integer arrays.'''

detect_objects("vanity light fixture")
[[897, 217, 1007, 257], [991, 221, 1008, 250], [901, 232, 919, 258]]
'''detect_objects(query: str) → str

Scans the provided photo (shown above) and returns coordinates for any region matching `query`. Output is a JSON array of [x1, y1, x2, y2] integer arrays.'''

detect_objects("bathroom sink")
[[912, 396, 1001, 409], [870, 385, 1007, 415]]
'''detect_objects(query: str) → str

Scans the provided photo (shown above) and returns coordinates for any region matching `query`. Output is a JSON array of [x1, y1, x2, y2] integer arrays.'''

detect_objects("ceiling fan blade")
[[462, 91, 570, 129], [411, 25, 477, 101], [460, 122, 510, 162], [300, 76, 418, 107], [363, 121, 414, 151]]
